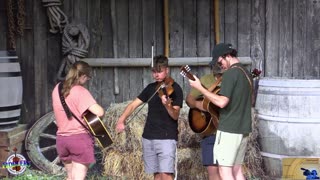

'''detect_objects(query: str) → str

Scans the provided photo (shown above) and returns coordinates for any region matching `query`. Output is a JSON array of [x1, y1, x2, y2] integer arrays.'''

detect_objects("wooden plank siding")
[[0, 0, 319, 126], [18, 0, 36, 126], [279, 0, 293, 77], [0, 0, 7, 50], [306, 0, 320, 77], [33, 0, 49, 119], [142, 0, 157, 88], [292, 0, 307, 79], [251, 0, 265, 73], [224, 0, 238, 49], [128, 0, 144, 100]]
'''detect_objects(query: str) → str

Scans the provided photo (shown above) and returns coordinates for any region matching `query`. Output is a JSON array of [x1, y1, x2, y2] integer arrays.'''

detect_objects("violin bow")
[[126, 84, 163, 124]]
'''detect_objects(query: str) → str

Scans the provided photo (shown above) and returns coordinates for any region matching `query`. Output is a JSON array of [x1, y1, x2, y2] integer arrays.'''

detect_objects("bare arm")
[[189, 75, 229, 108], [88, 104, 105, 117], [186, 94, 206, 111], [116, 98, 143, 133]]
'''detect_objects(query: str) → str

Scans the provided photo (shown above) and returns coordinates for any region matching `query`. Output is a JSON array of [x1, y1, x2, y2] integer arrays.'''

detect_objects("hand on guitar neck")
[[180, 65, 209, 91], [180, 65, 220, 135], [180, 65, 221, 98]]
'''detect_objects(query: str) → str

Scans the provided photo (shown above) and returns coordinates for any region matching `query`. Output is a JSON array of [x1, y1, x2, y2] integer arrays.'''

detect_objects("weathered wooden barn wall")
[[0, 0, 319, 125]]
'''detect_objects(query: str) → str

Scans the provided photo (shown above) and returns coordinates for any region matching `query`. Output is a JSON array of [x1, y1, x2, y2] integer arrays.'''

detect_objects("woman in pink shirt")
[[52, 61, 104, 180]]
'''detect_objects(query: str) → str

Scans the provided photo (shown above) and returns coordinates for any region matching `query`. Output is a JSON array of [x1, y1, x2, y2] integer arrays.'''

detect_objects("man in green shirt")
[[186, 64, 222, 180], [188, 43, 252, 180]]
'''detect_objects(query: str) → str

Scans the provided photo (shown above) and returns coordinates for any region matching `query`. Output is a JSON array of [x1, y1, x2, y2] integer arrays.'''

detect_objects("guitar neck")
[[180, 65, 221, 92], [184, 71, 215, 91]]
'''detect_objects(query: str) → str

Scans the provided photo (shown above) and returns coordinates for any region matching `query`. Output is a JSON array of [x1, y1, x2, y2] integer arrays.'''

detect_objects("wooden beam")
[[83, 57, 252, 67], [214, 0, 220, 44], [164, 0, 169, 57]]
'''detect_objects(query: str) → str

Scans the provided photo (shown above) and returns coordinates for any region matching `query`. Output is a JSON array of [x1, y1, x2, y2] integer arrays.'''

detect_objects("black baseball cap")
[[209, 43, 233, 66]]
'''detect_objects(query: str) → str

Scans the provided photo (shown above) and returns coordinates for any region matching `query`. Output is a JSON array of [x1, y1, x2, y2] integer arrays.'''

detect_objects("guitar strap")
[[207, 76, 222, 92], [58, 82, 94, 137], [232, 66, 252, 88], [231, 65, 254, 105]]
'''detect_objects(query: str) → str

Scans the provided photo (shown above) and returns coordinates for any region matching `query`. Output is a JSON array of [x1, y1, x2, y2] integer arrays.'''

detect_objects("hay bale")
[[102, 101, 200, 152], [103, 149, 152, 179], [103, 148, 207, 180], [177, 148, 207, 179], [101, 101, 204, 178], [244, 108, 267, 179], [101, 102, 265, 179]]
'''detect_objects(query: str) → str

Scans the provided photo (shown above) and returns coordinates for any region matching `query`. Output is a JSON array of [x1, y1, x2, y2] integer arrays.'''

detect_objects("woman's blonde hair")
[[62, 61, 91, 97]]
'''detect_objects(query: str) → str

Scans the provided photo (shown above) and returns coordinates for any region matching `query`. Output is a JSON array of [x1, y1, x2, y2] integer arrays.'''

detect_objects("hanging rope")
[[6, 0, 16, 50], [57, 23, 90, 80], [41, 0, 91, 80], [17, 0, 25, 36], [42, 0, 68, 33], [6, 0, 26, 50]]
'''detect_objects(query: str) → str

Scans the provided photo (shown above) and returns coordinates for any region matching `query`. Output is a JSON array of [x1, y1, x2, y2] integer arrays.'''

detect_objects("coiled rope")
[[41, 0, 90, 80], [42, 0, 68, 33], [57, 23, 90, 80]]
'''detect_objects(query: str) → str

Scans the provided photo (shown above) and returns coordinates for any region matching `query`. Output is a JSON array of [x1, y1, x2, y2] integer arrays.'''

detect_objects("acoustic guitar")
[[180, 65, 220, 137], [83, 111, 113, 149]]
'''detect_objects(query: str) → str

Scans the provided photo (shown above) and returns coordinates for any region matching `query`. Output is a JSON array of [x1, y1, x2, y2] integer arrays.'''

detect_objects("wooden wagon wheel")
[[25, 111, 65, 174]]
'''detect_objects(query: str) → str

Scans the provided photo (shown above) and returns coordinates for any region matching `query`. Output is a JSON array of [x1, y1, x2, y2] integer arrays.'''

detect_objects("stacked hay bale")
[[101, 102, 266, 179], [244, 108, 267, 179], [101, 101, 206, 179]]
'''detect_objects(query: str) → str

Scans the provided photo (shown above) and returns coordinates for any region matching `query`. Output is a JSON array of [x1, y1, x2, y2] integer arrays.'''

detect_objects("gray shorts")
[[142, 138, 177, 174]]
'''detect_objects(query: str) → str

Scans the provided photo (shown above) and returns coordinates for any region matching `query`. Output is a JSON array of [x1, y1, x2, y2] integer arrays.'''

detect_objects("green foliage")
[[2, 169, 64, 180], [1, 168, 125, 180]]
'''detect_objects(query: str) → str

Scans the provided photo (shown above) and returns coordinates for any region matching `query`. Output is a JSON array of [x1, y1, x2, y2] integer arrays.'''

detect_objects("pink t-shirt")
[[52, 84, 97, 136]]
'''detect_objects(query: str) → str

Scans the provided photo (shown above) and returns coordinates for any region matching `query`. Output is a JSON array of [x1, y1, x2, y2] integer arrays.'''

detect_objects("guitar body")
[[83, 111, 113, 149], [180, 65, 221, 136], [202, 87, 220, 130], [188, 107, 215, 137], [188, 91, 220, 137]]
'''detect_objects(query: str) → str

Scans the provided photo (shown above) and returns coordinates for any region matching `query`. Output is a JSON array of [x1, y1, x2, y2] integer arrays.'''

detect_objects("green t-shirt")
[[218, 63, 252, 134], [190, 74, 216, 98]]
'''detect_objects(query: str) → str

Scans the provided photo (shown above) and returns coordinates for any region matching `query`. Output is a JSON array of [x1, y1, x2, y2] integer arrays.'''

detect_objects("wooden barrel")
[[0, 51, 22, 129], [255, 78, 320, 178]]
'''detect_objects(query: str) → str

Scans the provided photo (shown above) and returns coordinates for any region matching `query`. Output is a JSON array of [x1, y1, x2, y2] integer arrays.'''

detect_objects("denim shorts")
[[200, 134, 218, 166]]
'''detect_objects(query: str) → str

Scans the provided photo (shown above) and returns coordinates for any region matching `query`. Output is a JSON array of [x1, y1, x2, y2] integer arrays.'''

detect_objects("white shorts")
[[213, 130, 249, 166]]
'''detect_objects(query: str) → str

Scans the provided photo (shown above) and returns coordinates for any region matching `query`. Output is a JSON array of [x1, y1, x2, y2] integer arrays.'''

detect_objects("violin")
[[156, 77, 174, 99], [12, 147, 21, 172]]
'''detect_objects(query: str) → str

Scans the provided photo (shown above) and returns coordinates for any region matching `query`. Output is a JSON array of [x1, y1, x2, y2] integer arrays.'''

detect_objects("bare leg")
[[154, 172, 174, 180], [63, 160, 72, 180], [154, 173, 161, 180], [71, 162, 89, 180], [219, 166, 235, 180], [207, 166, 221, 180], [233, 164, 246, 180], [159, 172, 174, 180]]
